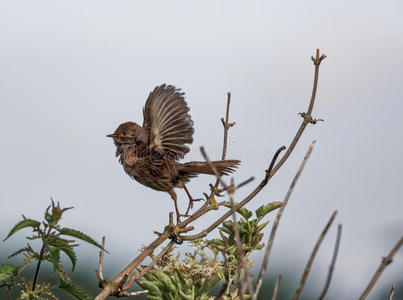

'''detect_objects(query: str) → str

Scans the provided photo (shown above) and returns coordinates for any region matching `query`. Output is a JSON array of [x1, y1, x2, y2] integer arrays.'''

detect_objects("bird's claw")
[[185, 197, 204, 215]]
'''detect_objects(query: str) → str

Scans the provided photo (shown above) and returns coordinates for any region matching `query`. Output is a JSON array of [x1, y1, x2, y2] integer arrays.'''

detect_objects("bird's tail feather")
[[180, 160, 240, 177]]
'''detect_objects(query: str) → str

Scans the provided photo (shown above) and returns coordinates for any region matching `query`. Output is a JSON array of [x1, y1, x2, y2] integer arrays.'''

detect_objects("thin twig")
[[389, 284, 397, 300], [359, 236, 403, 300], [318, 224, 342, 300], [268, 49, 325, 179], [236, 176, 255, 189], [272, 275, 282, 300], [228, 179, 254, 299], [96, 237, 106, 281], [292, 210, 338, 300], [122, 242, 174, 291], [221, 92, 235, 161], [253, 141, 316, 299]]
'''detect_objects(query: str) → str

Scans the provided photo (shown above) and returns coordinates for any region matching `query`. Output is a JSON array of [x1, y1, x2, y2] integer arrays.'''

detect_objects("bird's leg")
[[183, 185, 203, 215], [168, 189, 187, 224]]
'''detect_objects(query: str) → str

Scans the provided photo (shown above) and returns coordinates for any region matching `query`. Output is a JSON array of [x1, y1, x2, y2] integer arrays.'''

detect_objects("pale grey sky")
[[1, 1, 402, 299]]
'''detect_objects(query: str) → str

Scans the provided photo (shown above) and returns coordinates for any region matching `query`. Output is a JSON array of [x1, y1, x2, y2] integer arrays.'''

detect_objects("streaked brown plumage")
[[107, 84, 240, 222]]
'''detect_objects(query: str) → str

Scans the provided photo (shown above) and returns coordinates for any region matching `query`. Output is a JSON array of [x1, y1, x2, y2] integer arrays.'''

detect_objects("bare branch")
[[318, 224, 342, 300], [122, 241, 174, 291], [236, 176, 255, 189], [389, 284, 397, 300], [119, 290, 149, 297], [267, 146, 286, 175], [253, 141, 316, 299], [359, 236, 403, 300], [292, 210, 338, 300], [269, 49, 325, 179], [272, 275, 282, 300], [220, 92, 235, 161]]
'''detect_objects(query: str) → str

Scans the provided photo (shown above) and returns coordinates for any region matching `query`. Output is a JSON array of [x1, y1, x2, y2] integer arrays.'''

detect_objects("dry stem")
[[318, 224, 342, 300], [253, 141, 316, 299], [389, 284, 397, 300], [272, 275, 282, 300], [292, 210, 338, 300], [359, 236, 403, 300]]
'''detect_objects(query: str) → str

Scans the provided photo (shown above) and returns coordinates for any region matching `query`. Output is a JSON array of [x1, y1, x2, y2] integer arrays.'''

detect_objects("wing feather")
[[143, 84, 194, 159]]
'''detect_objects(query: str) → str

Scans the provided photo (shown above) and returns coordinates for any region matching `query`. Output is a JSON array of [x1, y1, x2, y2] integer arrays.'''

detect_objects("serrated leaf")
[[3, 219, 41, 241], [59, 279, 92, 300], [58, 228, 106, 252], [48, 238, 77, 271], [255, 202, 282, 219], [45, 243, 60, 272], [61, 245, 77, 271], [0, 264, 19, 281]]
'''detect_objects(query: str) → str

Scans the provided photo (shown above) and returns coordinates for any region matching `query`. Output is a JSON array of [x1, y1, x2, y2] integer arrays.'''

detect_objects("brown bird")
[[107, 84, 240, 223]]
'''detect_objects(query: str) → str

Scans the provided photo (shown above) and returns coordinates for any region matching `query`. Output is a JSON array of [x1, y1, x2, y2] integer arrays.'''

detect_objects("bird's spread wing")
[[143, 84, 194, 159]]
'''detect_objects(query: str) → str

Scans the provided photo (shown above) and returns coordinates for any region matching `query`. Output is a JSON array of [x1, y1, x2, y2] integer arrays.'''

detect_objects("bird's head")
[[107, 122, 146, 155]]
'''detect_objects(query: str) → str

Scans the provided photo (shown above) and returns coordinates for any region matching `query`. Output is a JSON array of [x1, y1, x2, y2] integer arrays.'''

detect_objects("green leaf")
[[153, 269, 176, 293], [59, 279, 92, 300], [255, 202, 282, 219], [237, 207, 252, 219], [58, 228, 106, 252], [45, 243, 60, 272], [3, 219, 41, 241], [174, 269, 186, 291], [222, 221, 233, 230], [179, 289, 194, 300], [138, 280, 161, 297], [48, 238, 77, 271], [219, 226, 232, 235], [60, 244, 77, 271], [0, 264, 19, 281], [208, 239, 224, 247], [198, 274, 220, 296], [257, 220, 270, 232]]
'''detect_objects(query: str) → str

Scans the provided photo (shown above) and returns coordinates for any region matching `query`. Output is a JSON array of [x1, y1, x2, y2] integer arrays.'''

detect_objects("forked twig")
[[292, 210, 338, 300], [318, 224, 342, 300], [253, 141, 316, 299], [272, 275, 282, 300], [359, 236, 403, 300]]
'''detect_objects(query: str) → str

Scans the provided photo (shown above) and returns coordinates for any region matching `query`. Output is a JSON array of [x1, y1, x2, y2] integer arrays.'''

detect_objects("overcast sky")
[[1, 1, 402, 299]]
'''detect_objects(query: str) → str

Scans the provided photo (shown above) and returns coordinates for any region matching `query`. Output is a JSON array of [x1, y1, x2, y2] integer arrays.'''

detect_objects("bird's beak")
[[106, 134, 116, 138]]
